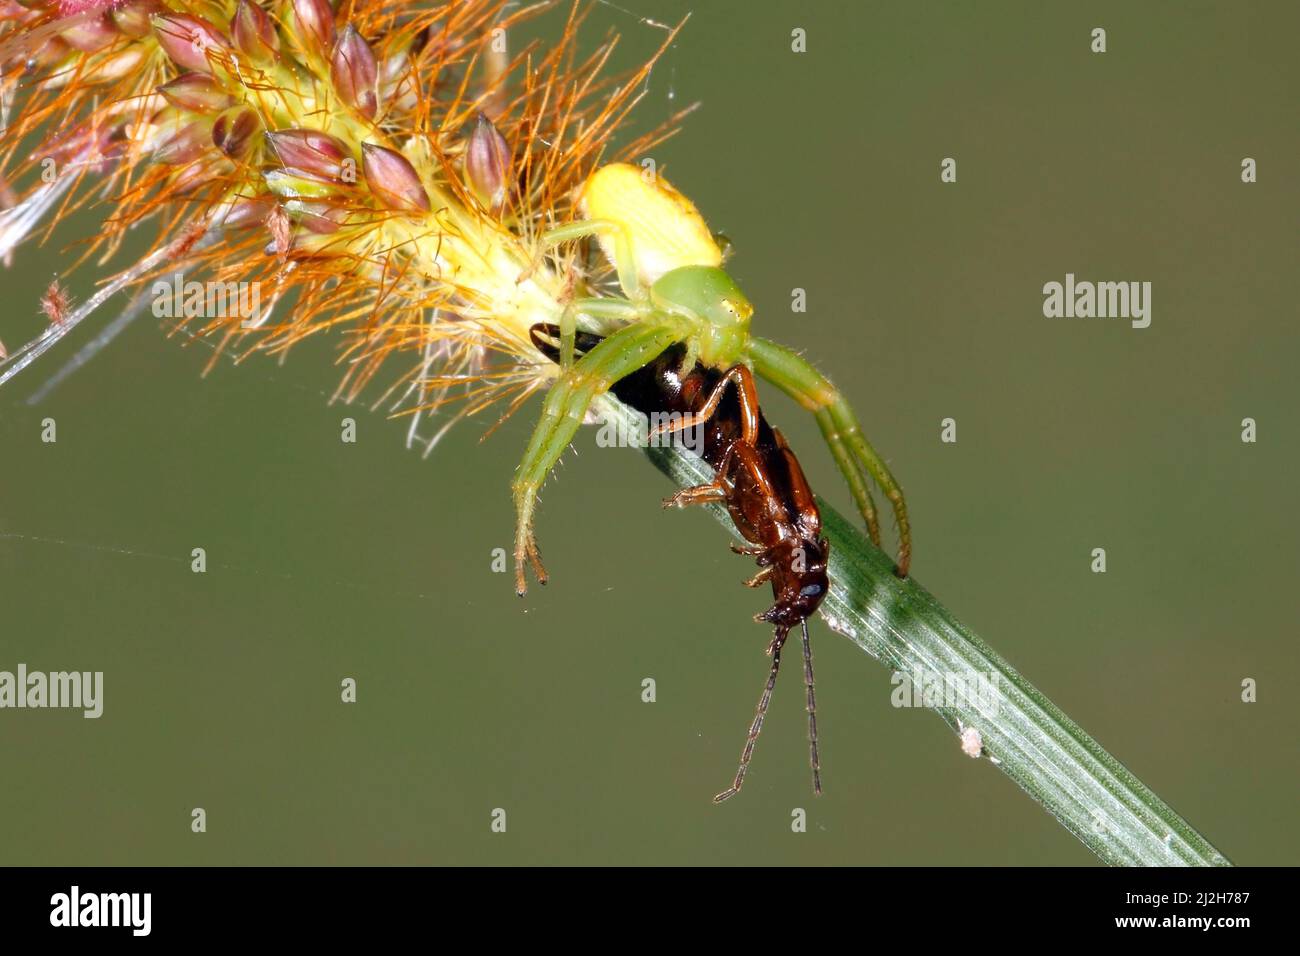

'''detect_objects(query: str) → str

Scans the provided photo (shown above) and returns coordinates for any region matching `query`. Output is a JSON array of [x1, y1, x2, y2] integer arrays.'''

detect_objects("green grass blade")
[[600, 396, 1232, 866]]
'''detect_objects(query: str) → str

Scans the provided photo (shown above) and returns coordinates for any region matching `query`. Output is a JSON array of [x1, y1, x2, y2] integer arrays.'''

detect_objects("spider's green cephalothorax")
[[650, 265, 753, 368], [510, 163, 911, 596]]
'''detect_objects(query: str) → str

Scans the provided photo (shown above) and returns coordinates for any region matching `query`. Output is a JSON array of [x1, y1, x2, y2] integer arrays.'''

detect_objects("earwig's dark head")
[[757, 535, 830, 631]]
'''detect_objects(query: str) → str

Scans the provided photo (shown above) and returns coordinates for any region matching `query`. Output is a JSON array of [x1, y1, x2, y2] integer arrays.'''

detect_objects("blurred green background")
[[1, 1, 1296, 865]]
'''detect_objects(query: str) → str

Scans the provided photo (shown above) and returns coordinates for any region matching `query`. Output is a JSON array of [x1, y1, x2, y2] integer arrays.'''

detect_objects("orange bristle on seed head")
[[0, 0, 693, 427]]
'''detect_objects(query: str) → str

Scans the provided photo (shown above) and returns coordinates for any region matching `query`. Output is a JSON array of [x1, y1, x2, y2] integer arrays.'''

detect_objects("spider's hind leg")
[[748, 336, 911, 577]]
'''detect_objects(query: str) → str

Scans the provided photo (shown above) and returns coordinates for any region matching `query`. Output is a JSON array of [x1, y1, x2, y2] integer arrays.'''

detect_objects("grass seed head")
[[0, 0, 690, 421]]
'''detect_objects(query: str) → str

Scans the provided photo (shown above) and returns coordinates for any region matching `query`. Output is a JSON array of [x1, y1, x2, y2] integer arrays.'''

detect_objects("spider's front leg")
[[747, 337, 912, 577], [511, 318, 687, 595], [555, 297, 641, 368]]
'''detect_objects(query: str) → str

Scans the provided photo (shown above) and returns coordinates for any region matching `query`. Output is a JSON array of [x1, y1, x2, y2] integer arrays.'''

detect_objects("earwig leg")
[[661, 435, 736, 510], [800, 620, 822, 797], [714, 630, 788, 804], [662, 483, 726, 509], [648, 363, 761, 445], [743, 566, 774, 588], [512, 319, 685, 594], [749, 336, 911, 577], [729, 543, 767, 557]]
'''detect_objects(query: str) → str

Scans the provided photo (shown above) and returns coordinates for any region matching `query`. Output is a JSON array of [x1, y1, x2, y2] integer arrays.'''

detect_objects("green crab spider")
[[510, 163, 910, 595]]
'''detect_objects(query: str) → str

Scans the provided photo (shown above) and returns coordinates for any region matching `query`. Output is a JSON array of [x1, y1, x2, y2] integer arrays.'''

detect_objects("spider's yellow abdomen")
[[578, 163, 721, 288]]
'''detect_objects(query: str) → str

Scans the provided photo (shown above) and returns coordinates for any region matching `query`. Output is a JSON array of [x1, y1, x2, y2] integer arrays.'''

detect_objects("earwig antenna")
[[801, 618, 822, 796], [713, 629, 787, 804]]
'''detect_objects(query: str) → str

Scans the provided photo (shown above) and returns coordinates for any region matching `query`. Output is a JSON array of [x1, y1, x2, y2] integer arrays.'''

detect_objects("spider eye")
[[718, 296, 753, 322]]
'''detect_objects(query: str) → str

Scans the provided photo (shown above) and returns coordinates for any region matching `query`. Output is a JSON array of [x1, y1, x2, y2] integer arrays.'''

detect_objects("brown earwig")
[[530, 324, 830, 802]]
